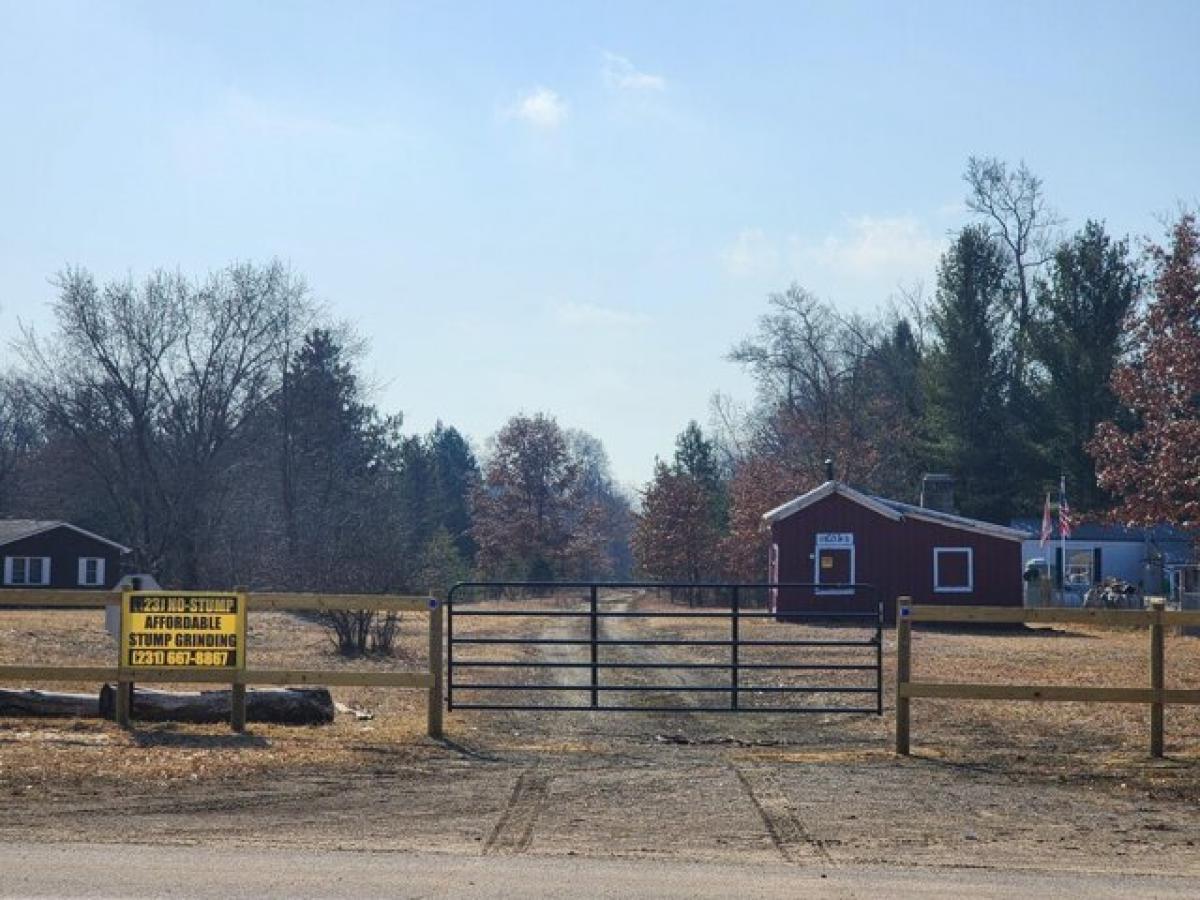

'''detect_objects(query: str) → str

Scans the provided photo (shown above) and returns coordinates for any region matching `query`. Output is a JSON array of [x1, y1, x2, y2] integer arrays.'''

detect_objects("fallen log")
[[0, 689, 100, 718], [99, 685, 334, 725]]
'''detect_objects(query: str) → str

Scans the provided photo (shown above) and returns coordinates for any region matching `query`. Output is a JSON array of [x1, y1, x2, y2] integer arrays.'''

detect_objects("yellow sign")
[[120, 591, 246, 669], [821, 555, 834, 570]]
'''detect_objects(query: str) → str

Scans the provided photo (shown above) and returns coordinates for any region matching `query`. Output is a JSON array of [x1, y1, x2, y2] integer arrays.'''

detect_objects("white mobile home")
[[1011, 519, 1195, 595]]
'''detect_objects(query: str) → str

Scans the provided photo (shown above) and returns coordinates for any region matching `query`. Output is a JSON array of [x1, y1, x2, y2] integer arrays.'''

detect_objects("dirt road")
[[7, 737, 1195, 874], [3, 842, 1197, 899]]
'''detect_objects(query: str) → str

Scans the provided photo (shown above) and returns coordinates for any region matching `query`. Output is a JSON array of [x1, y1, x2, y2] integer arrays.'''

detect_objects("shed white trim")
[[933, 546, 974, 593], [814, 541, 856, 595], [879, 499, 1026, 542], [762, 480, 1025, 543], [762, 481, 901, 525]]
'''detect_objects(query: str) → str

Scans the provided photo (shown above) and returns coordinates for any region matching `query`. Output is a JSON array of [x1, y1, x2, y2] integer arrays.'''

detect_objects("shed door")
[[814, 534, 854, 595]]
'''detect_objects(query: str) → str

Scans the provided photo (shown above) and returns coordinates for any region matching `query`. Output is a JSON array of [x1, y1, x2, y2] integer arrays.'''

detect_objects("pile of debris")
[[1082, 578, 1142, 610]]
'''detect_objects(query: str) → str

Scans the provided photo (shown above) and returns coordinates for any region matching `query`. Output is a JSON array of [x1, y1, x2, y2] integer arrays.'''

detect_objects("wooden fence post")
[[896, 596, 912, 756], [229, 678, 247, 732], [427, 598, 444, 739], [115, 586, 132, 728], [115, 680, 132, 728], [229, 587, 248, 732], [1150, 597, 1165, 758]]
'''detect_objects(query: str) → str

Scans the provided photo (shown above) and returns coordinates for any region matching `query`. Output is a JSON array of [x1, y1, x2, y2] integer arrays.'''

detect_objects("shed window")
[[4, 556, 51, 586], [933, 548, 973, 593], [78, 557, 105, 587]]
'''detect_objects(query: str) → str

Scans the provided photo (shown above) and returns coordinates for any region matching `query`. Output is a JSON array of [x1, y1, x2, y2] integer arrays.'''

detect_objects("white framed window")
[[3, 556, 51, 586], [78, 557, 106, 587], [814, 534, 855, 595], [934, 547, 973, 593]]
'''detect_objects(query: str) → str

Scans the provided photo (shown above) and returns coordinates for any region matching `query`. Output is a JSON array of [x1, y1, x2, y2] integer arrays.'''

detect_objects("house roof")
[[1009, 517, 1197, 566], [1009, 518, 1196, 544], [762, 481, 1026, 542], [0, 519, 131, 553]]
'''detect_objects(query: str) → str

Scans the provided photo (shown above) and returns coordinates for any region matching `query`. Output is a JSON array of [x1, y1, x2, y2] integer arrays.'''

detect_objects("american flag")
[[1040, 493, 1053, 547], [1059, 477, 1073, 539]]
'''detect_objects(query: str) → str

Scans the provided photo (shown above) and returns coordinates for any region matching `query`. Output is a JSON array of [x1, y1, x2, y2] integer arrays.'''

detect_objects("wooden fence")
[[0, 589, 443, 738], [896, 596, 1200, 758]]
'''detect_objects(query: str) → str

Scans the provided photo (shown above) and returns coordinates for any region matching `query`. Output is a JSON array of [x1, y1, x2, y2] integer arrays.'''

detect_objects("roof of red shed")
[[761, 481, 1025, 542]]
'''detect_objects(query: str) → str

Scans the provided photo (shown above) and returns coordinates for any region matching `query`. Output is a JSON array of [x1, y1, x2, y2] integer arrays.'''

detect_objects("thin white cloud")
[[791, 215, 944, 277], [507, 86, 568, 130], [719, 216, 947, 312], [603, 52, 666, 92], [719, 228, 779, 277], [552, 301, 651, 328]]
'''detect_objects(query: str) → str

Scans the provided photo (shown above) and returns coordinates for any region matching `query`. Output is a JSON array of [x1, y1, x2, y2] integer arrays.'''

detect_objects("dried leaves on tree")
[[1091, 214, 1200, 528]]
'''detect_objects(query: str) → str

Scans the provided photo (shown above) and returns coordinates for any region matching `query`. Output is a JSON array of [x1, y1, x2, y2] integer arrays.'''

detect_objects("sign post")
[[118, 590, 248, 729]]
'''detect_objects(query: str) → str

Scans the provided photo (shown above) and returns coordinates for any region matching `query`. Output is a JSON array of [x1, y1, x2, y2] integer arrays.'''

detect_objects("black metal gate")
[[446, 582, 882, 714]]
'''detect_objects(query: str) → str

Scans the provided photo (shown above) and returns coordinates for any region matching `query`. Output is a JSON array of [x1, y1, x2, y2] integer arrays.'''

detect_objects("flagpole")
[[1059, 474, 1067, 602]]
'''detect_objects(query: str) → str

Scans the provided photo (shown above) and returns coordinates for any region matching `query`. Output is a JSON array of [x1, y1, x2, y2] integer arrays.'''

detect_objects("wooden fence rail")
[[895, 596, 1200, 758], [0, 590, 443, 738]]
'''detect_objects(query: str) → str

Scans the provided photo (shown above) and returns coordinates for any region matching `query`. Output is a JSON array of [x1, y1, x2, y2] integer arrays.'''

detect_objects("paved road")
[[1, 842, 1196, 899]]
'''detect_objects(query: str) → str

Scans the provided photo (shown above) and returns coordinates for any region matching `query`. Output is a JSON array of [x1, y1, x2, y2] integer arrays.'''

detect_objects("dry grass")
[[450, 589, 1200, 791], [4, 590, 1200, 798], [0, 608, 435, 791], [904, 622, 1200, 799]]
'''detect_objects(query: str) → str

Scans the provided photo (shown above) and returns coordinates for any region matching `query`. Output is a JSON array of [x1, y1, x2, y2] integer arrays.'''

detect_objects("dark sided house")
[[0, 520, 130, 590], [763, 480, 1024, 623]]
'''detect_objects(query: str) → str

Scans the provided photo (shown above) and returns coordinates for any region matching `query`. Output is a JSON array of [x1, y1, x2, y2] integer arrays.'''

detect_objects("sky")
[[1, 1, 1197, 489]]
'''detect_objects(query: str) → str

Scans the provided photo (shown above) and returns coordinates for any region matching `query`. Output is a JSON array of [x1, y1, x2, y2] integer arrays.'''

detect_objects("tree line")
[[1, 156, 1196, 606], [0, 263, 633, 612], [634, 159, 1199, 586]]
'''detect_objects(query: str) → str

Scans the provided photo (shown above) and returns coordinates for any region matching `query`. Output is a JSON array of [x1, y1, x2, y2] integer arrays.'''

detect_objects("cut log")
[[0, 689, 100, 718], [98, 685, 334, 725]]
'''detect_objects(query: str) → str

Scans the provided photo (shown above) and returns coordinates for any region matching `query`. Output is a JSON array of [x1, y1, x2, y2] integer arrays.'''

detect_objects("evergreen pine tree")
[[924, 226, 1018, 522], [1031, 221, 1141, 511]]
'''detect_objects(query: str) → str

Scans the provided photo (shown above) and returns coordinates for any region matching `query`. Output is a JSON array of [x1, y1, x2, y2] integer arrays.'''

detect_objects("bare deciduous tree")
[[964, 156, 1062, 391], [0, 378, 41, 513], [17, 261, 313, 585], [727, 284, 912, 491]]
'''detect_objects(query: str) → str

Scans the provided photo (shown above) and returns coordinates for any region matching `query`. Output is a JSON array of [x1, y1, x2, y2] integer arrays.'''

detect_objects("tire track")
[[483, 768, 551, 855], [734, 766, 835, 866], [598, 593, 710, 714]]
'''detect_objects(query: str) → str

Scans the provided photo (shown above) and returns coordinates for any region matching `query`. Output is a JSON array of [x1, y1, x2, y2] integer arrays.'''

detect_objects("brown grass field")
[[0, 607, 434, 785], [3, 591, 1199, 790]]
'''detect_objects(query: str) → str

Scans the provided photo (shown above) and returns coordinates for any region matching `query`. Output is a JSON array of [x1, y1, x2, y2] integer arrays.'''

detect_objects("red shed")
[[763, 481, 1024, 623]]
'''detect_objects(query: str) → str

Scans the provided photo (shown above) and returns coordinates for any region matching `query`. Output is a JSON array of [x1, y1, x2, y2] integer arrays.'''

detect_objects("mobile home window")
[[933, 548, 973, 593], [78, 557, 106, 587], [1066, 549, 1096, 587], [4, 556, 51, 586]]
